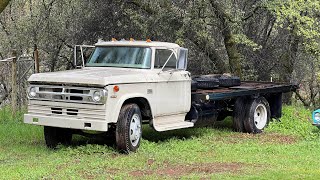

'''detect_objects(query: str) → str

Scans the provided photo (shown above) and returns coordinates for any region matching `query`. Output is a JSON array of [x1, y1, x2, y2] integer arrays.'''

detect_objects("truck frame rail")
[[192, 81, 298, 102]]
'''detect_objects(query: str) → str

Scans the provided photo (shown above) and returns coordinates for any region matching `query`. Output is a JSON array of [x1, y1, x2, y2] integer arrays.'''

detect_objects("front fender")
[[106, 93, 153, 123]]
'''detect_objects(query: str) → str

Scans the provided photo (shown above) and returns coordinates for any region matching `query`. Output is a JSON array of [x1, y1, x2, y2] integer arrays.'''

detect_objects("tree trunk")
[[0, 0, 11, 13], [224, 33, 242, 77], [185, 34, 227, 73], [280, 28, 299, 104], [209, 0, 242, 77]]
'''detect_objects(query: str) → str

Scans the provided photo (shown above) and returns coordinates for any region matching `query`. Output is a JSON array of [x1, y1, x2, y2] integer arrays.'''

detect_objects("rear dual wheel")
[[233, 97, 270, 133], [233, 97, 248, 132]]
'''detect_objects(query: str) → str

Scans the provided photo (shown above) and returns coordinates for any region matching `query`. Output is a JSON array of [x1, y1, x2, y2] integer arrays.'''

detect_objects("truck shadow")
[[68, 117, 234, 147], [69, 134, 117, 148]]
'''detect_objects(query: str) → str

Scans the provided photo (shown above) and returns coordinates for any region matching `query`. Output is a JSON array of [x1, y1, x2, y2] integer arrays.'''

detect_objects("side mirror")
[[177, 48, 188, 70], [74, 45, 95, 69]]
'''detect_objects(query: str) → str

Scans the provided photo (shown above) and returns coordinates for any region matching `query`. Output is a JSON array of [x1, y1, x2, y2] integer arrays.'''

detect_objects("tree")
[[0, 0, 10, 14], [0, 0, 319, 107]]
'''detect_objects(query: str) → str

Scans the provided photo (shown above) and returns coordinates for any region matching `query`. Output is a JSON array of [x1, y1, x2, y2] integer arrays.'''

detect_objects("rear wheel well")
[[123, 97, 152, 121]]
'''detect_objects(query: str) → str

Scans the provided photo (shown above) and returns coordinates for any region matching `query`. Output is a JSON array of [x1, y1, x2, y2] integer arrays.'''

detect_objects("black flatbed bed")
[[192, 81, 298, 101]]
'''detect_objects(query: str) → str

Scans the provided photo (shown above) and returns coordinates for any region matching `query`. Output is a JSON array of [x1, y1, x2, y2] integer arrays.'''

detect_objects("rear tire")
[[233, 97, 249, 132], [243, 97, 270, 133], [116, 104, 142, 154], [44, 126, 72, 149]]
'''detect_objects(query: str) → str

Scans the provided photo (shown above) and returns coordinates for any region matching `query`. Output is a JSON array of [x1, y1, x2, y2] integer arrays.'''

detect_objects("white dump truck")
[[24, 40, 297, 153]]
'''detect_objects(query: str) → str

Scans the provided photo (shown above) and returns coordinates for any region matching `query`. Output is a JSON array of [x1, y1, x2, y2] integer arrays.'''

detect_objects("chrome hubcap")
[[129, 114, 141, 146]]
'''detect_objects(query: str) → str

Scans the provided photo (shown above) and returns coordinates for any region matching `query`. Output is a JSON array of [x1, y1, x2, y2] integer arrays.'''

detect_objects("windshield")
[[86, 46, 152, 69]]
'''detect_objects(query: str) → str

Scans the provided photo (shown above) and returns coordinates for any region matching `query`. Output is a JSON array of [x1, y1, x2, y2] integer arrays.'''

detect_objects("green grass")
[[1, 106, 320, 179]]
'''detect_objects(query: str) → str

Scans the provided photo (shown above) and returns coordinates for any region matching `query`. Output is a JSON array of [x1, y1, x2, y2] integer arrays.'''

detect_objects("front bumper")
[[24, 114, 108, 131]]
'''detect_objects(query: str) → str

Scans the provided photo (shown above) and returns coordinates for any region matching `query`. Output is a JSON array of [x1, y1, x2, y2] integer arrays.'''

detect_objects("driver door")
[[154, 48, 191, 117]]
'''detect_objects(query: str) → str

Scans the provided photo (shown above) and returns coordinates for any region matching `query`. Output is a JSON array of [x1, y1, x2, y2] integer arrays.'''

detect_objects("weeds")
[[267, 106, 320, 140], [0, 106, 26, 123], [0, 105, 319, 179]]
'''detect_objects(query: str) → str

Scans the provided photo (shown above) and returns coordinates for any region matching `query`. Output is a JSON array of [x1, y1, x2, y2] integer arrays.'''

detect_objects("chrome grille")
[[29, 85, 107, 104]]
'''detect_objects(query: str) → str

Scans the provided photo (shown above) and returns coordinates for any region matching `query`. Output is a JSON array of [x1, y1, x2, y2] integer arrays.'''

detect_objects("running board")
[[153, 114, 194, 132]]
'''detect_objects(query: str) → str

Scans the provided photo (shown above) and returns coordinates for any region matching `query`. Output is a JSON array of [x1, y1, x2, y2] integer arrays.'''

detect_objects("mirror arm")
[[158, 51, 174, 74], [80, 46, 85, 68], [74, 45, 77, 68]]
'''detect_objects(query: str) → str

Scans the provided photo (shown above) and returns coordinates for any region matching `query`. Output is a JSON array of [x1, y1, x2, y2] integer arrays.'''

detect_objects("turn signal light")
[[113, 86, 120, 92], [146, 39, 152, 42], [111, 38, 117, 42]]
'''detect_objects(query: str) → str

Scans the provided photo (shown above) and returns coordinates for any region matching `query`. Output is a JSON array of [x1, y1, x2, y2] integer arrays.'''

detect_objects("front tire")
[[44, 126, 72, 149], [116, 104, 142, 153], [243, 97, 270, 133]]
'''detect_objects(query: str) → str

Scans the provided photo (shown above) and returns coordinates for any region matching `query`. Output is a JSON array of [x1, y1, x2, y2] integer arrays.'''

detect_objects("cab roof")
[[95, 40, 180, 49]]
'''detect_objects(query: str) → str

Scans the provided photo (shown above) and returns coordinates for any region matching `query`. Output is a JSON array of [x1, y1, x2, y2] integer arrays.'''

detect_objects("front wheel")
[[116, 104, 142, 153], [244, 97, 270, 133], [44, 126, 72, 149]]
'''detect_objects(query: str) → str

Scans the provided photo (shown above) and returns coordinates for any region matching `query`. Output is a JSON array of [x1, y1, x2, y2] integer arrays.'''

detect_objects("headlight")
[[28, 87, 37, 98], [314, 112, 320, 123], [92, 91, 102, 102]]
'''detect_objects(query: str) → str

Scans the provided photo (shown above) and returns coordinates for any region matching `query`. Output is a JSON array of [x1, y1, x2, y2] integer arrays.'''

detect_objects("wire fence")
[[0, 55, 34, 108]]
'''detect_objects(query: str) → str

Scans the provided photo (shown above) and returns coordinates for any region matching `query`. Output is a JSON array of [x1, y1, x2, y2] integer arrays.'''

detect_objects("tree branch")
[[295, 91, 310, 107]]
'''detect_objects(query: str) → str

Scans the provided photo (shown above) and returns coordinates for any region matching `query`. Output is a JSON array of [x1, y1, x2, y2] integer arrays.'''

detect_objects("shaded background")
[[0, 0, 319, 107]]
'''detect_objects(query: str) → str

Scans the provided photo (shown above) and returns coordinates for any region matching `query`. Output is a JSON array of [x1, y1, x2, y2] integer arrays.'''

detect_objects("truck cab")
[[24, 40, 192, 152]]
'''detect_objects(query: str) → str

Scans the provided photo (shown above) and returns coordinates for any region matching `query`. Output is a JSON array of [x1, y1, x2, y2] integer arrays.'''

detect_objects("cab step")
[[152, 114, 194, 132]]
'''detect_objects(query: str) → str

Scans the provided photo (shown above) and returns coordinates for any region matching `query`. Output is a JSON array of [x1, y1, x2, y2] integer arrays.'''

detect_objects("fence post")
[[34, 44, 39, 73], [11, 50, 17, 117]]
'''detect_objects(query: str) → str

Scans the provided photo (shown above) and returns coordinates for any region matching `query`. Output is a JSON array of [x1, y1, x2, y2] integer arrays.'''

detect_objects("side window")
[[155, 49, 177, 69]]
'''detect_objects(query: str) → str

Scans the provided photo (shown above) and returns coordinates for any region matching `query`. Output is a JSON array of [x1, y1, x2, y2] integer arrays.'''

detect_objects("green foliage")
[[233, 34, 262, 51], [266, 0, 320, 56], [267, 106, 320, 140], [0, 106, 26, 123]]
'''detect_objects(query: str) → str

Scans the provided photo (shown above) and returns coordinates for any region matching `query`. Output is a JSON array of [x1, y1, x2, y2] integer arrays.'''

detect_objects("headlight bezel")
[[28, 86, 37, 98], [92, 90, 102, 102], [91, 89, 108, 103]]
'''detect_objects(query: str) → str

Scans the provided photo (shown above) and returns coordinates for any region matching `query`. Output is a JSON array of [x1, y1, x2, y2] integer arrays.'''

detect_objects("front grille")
[[66, 109, 78, 116], [29, 104, 106, 121], [51, 107, 62, 114], [30, 85, 106, 104]]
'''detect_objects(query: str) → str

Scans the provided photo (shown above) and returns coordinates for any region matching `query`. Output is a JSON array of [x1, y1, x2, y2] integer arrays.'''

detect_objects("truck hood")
[[28, 67, 152, 86]]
